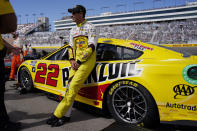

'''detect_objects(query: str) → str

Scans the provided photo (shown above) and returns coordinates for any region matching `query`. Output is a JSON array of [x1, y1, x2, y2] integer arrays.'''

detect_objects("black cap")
[[68, 5, 86, 14]]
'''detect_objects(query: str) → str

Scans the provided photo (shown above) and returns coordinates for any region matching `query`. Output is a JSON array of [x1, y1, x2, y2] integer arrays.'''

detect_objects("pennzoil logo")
[[62, 62, 142, 88], [173, 84, 197, 99]]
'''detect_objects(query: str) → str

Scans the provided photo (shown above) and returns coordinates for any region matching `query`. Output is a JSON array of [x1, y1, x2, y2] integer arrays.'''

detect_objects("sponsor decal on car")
[[32, 67, 35, 72], [109, 80, 139, 96], [61, 62, 142, 88], [78, 84, 108, 101], [62, 67, 70, 88], [30, 61, 37, 67], [130, 42, 153, 51], [166, 102, 197, 111], [173, 84, 196, 99], [183, 64, 197, 85], [34, 63, 59, 87]]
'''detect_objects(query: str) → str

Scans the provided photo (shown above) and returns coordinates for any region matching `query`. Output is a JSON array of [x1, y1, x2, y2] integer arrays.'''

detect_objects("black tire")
[[45, 92, 63, 102], [19, 67, 34, 92], [107, 80, 160, 128]]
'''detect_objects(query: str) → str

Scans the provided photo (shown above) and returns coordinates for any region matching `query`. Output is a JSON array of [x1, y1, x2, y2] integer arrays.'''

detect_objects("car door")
[[75, 43, 144, 107], [95, 43, 143, 84], [34, 46, 71, 96]]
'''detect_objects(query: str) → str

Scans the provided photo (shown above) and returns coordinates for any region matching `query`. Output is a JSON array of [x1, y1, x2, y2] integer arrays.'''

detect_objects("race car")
[[17, 38, 197, 128]]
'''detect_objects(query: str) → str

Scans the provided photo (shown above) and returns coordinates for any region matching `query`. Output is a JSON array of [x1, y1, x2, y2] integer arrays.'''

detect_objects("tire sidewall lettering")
[[107, 80, 159, 127], [109, 80, 138, 95]]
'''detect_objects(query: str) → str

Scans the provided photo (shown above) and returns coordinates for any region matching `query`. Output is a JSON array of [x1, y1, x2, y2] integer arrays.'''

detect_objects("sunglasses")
[[72, 11, 83, 15]]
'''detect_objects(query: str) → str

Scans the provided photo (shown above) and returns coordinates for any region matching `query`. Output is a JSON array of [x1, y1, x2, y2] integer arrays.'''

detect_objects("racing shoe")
[[46, 115, 70, 127], [51, 116, 70, 127], [46, 115, 59, 125]]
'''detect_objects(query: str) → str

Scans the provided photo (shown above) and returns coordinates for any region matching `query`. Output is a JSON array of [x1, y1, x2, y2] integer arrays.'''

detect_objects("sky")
[[10, 0, 197, 31]]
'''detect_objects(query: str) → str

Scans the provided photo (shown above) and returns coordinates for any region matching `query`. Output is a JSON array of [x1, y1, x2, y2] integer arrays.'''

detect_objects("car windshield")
[[41, 45, 66, 60], [46, 47, 69, 60]]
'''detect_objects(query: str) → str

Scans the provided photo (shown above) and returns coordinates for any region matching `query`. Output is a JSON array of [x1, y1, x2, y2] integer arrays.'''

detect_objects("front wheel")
[[107, 80, 160, 128], [19, 67, 34, 92]]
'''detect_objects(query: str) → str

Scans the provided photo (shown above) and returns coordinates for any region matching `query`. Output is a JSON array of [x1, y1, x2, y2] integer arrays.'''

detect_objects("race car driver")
[[46, 5, 97, 127]]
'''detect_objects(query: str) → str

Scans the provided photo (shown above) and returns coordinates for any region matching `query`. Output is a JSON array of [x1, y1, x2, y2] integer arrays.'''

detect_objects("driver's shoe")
[[46, 114, 70, 127]]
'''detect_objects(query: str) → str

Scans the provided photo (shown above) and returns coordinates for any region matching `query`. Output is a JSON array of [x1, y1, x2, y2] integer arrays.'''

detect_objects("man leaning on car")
[[46, 5, 98, 127]]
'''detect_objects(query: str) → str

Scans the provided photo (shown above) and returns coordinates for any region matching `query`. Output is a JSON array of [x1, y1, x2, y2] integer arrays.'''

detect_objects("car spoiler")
[[155, 45, 192, 57], [190, 55, 197, 59]]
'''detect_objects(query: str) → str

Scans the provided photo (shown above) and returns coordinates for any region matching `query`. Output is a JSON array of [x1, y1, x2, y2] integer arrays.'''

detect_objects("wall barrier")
[[162, 44, 197, 47]]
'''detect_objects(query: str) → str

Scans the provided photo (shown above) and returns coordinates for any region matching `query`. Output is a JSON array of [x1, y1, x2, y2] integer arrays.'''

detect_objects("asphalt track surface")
[[5, 81, 197, 131], [4, 47, 197, 131]]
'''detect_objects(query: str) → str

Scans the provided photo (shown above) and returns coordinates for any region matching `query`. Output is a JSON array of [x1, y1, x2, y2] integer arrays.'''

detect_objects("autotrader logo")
[[166, 102, 197, 111], [173, 84, 196, 99]]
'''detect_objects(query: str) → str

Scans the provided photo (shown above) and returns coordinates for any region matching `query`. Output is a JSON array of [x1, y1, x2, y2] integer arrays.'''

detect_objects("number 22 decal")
[[35, 63, 59, 87]]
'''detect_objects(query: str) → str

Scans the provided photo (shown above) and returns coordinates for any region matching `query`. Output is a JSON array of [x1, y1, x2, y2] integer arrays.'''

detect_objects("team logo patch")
[[74, 36, 88, 48]]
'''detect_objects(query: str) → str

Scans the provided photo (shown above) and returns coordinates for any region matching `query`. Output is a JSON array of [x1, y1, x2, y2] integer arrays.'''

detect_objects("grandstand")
[[2, 2, 197, 47], [53, 3, 197, 45], [54, 3, 197, 30]]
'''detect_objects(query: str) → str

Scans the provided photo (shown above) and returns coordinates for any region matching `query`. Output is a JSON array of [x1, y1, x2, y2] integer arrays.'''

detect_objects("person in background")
[[0, 0, 21, 130], [31, 48, 40, 59], [28, 44, 32, 55], [46, 5, 97, 127], [23, 43, 28, 57], [41, 50, 48, 57], [9, 32, 23, 80]]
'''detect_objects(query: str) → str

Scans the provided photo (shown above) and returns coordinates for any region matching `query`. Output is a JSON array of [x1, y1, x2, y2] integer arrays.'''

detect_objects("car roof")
[[43, 38, 184, 60], [98, 38, 184, 59]]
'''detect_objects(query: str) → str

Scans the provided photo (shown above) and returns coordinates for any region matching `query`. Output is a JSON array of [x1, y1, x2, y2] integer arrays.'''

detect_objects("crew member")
[[23, 44, 28, 57], [28, 44, 32, 55], [9, 32, 23, 80], [46, 5, 97, 127]]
